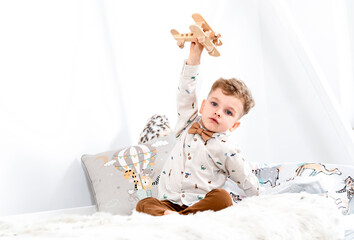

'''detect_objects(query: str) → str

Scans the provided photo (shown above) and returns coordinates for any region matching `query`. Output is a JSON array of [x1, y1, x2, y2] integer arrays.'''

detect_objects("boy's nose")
[[214, 112, 221, 118]]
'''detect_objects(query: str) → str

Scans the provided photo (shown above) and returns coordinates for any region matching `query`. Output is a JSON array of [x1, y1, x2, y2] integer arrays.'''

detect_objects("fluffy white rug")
[[0, 193, 346, 240]]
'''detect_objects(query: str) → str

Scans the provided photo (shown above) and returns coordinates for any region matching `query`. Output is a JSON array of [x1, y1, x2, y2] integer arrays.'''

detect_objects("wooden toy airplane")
[[171, 13, 222, 57]]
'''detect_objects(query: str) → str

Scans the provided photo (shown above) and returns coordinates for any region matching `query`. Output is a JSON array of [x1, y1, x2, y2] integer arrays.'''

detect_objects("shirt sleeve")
[[225, 147, 260, 196], [174, 61, 200, 137]]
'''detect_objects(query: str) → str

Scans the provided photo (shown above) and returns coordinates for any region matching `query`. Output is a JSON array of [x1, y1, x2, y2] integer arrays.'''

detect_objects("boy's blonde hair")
[[209, 78, 255, 117]]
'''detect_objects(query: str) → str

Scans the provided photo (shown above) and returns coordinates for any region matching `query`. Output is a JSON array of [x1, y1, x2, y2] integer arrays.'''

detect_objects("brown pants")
[[136, 188, 233, 216]]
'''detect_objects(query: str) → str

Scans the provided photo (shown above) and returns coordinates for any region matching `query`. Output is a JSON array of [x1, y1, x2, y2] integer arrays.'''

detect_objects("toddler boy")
[[136, 40, 260, 216]]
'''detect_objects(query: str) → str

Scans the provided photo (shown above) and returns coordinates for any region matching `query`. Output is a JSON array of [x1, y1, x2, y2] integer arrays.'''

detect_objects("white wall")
[[0, 0, 352, 216]]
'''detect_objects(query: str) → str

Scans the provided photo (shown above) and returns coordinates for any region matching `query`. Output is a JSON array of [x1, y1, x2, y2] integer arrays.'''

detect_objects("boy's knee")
[[136, 197, 153, 212], [207, 188, 229, 197], [208, 188, 233, 207]]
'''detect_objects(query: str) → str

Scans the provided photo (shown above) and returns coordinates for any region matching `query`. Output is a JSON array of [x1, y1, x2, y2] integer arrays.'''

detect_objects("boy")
[[136, 39, 260, 216]]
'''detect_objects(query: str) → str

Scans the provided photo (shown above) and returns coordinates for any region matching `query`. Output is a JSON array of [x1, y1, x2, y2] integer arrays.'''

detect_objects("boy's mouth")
[[210, 118, 219, 124]]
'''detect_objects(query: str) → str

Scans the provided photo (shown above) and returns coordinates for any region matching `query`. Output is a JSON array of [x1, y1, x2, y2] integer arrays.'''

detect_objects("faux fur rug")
[[0, 193, 346, 240]]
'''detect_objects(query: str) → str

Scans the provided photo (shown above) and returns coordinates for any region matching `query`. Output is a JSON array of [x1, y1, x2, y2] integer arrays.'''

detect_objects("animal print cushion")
[[139, 115, 171, 144], [225, 162, 354, 215], [81, 134, 176, 215]]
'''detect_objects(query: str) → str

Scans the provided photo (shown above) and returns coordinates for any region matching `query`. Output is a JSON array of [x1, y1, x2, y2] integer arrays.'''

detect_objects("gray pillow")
[[226, 162, 354, 215], [82, 134, 175, 215]]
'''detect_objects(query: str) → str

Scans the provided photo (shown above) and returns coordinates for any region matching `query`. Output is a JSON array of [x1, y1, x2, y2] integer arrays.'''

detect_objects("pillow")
[[81, 134, 176, 215], [138, 114, 171, 144], [225, 161, 354, 215]]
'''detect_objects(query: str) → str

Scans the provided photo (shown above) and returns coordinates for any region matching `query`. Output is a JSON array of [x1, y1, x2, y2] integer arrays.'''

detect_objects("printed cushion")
[[138, 114, 171, 144], [81, 134, 176, 215], [225, 162, 354, 215]]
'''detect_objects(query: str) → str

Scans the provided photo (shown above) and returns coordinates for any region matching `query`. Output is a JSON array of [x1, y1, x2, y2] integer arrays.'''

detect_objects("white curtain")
[[0, 0, 353, 216]]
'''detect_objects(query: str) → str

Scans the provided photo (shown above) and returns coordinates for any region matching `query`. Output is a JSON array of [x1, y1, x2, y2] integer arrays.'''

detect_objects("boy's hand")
[[187, 38, 204, 65]]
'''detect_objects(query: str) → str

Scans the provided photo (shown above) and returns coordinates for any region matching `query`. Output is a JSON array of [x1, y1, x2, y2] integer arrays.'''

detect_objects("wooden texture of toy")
[[171, 13, 222, 57]]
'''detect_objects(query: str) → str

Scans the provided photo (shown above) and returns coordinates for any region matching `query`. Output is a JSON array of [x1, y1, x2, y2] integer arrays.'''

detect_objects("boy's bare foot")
[[164, 210, 178, 215]]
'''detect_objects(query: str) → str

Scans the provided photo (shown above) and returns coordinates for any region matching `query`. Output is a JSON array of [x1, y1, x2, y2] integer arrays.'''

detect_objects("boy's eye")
[[226, 110, 232, 116], [211, 102, 217, 106]]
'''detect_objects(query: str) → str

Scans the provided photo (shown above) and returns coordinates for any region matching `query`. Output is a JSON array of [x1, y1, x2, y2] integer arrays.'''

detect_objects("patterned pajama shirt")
[[158, 61, 260, 207]]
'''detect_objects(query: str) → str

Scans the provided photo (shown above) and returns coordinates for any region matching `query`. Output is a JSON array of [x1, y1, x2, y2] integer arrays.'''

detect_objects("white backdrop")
[[0, 0, 353, 216]]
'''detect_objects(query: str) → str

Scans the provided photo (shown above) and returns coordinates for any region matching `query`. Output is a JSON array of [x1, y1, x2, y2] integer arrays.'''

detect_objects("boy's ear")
[[199, 99, 206, 114], [229, 121, 241, 132]]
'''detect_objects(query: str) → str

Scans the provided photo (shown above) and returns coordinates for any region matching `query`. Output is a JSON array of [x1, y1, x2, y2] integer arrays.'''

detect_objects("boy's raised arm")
[[174, 40, 204, 136]]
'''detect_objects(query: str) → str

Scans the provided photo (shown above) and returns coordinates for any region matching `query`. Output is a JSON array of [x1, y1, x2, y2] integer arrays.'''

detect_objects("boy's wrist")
[[187, 40, 203, 65], [187, 56, 201, 65]]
